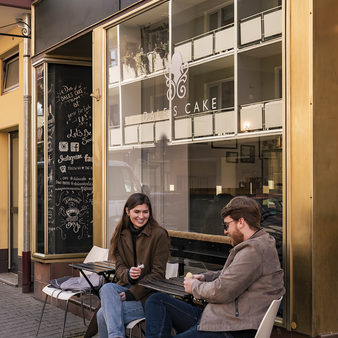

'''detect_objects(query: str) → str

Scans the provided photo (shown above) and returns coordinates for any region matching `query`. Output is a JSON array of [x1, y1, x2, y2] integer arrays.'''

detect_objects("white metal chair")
[[255, 296, 283, 338], [125, 262, 179, 338], [36, 246, 109, 338]]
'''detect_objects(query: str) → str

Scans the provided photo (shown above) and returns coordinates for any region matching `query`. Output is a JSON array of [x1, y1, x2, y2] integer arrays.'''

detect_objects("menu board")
[[47, 64, 93, 254]]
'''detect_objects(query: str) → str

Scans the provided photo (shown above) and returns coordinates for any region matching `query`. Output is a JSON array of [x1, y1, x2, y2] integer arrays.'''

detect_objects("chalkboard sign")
[[47, 63, 93, 254]]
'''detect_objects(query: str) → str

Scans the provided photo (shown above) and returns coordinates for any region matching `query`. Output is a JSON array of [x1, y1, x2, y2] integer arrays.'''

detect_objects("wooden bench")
[[168, 230, 232, 276]]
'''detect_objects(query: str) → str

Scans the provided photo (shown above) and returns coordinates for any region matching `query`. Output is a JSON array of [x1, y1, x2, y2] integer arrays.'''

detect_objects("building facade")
[[0, 0, 31, 291], [7, 0, 337, 336]]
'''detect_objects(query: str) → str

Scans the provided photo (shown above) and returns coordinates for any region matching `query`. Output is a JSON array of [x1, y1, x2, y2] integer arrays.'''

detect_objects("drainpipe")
[[22, 13, 31, 293]]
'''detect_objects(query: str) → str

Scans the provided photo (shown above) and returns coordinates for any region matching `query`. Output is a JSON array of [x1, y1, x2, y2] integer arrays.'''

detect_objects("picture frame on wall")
[[226, 151, 238, 163], [240, 145, 255, 163]]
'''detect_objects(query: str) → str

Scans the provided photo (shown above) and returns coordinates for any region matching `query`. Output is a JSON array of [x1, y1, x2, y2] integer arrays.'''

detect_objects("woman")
[[97, 193, 170, 338]]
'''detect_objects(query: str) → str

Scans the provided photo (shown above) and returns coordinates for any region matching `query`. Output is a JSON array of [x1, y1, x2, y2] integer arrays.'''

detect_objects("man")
[[145, 196, 285, 338]]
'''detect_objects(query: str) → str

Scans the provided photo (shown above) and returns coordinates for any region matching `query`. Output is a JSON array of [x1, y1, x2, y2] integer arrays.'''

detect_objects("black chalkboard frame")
[[46, 62, 93, 255]]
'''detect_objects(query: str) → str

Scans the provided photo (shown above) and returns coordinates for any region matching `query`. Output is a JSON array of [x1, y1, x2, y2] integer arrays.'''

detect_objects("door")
[[9, 132, 19, 273]]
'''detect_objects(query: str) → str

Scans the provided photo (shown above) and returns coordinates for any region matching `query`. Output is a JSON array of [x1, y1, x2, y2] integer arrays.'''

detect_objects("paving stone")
[[0, 282, 87, 338]]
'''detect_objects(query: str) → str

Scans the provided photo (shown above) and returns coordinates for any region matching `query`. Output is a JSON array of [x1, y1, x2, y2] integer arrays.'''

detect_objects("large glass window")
[[106, 0, 283, 266]]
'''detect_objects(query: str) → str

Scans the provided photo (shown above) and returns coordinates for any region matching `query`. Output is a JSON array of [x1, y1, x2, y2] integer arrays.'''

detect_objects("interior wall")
[[121, 82, 141, 118], [238, 52, 281, 105], [188, 139, 262, 193], [173, 0, 228, 41], [190, 64, 234, 105], [261, 53, 282, 100], [238, 54, 262, 104], [238, 0, 262, 20], [238, 0, 280, 20]]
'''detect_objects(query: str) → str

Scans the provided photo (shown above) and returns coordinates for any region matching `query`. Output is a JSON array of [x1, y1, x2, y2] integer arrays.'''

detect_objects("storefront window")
[[106, 0, 283, 265]]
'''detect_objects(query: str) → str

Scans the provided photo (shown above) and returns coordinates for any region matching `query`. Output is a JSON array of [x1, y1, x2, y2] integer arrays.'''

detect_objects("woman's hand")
[[129, 266, 142, 279], [120, 292, 126, 301]]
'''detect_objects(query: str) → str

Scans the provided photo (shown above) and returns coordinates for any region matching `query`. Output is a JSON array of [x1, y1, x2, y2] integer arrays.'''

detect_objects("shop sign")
[[141, 51, 217, 120]]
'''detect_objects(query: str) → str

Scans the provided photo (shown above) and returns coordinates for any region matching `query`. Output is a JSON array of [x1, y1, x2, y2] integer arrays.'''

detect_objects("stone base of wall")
[[18, 255, 22, 287], [0, 249, 8, 273]]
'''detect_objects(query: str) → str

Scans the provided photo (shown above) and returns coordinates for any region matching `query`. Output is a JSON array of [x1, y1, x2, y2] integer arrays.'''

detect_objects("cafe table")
[[139, 276, 192, 300], [69, 260, 116, 298]]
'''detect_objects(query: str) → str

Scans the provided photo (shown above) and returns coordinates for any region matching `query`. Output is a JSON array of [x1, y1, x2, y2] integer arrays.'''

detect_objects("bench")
[[168, 230, 232, 276]]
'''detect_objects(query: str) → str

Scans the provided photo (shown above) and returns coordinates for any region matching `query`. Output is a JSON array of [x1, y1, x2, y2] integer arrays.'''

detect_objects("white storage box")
[[240, 104, 263, 131], [175, 118, 192, 139], [240, 17, 261, 45]]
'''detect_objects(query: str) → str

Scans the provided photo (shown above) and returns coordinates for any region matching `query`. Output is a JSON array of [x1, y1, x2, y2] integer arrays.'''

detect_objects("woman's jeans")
[[145, 293, 227, 338], [97, 283, 144, 338]]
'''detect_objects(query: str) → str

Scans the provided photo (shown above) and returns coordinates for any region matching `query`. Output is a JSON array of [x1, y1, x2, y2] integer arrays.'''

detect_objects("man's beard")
[[231, 228, 244, 246]]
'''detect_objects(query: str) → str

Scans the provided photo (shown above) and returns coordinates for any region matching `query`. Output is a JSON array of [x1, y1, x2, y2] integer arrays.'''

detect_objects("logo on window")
[[164, 51, 188, 101]]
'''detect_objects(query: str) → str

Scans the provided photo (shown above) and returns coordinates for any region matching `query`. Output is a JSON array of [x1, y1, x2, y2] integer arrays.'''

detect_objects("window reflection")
[[107, 135, 282, 262], [120, 5, 169, 81]]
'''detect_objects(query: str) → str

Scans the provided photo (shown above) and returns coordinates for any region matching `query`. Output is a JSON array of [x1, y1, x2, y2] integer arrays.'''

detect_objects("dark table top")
[[69, 261, 116, 298], [139, 277, 191, 299], [69, 261, 115, 275]]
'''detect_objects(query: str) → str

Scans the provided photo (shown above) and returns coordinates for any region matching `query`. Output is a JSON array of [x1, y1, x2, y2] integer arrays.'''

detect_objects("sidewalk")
[[0, 281, 88, 338]]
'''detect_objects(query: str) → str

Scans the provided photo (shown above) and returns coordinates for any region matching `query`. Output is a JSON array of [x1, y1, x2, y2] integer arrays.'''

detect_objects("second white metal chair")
[[255, 296, 283, 338]]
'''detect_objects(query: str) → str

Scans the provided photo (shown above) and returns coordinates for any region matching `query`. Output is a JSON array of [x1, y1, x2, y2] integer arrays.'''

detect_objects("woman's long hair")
[[109, 193, 159, 260]]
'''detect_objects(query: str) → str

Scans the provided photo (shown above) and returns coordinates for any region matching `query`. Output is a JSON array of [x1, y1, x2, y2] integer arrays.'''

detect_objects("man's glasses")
[[222, 220, 235, 231]]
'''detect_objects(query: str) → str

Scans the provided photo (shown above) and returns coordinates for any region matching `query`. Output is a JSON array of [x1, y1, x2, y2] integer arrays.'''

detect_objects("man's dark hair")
[[221, 196, 261, 231]]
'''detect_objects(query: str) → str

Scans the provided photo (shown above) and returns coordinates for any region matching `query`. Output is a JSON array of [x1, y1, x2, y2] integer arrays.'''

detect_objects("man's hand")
[[184, 274, 205, 294], [129, 266, 142, 279], [184, 277, 195, 294], [193, 274, 205, 281]]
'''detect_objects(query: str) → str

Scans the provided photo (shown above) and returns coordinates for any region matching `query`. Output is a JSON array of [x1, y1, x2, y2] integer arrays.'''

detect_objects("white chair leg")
[[36, 294, 48, 337], [80, 294, 86, 326], [61, 299, 70, 338]]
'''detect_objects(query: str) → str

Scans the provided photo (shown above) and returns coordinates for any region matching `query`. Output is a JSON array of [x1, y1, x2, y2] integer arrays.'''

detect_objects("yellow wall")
[[0, 134, 9, 249], [0, 27, 25, 256]]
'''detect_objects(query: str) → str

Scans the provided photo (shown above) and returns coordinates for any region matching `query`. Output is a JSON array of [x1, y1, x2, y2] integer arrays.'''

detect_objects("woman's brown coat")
[[114, 222, 170, 304]]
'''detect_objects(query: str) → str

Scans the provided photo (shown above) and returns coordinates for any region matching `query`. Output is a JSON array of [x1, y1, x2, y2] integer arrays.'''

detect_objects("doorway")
[[9, 131, 19, 273]]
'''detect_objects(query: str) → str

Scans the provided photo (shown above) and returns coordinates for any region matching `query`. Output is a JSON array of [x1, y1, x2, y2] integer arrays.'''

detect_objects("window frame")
[[206, 1, 234, 31], [205, 77, 235, 110], [2, 53, 19, 94]]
